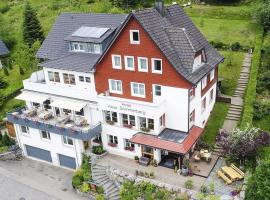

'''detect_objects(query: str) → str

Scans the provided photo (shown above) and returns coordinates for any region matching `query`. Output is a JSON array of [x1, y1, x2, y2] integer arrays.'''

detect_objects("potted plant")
[[149, 172, 155, 178], [108, 143, 117, 147], [141, 127, 150, 132], [182, 157, 189, 176], [123, 124, 132, 129], [134, 156, 139, 163], [106, 120, 114, 125]]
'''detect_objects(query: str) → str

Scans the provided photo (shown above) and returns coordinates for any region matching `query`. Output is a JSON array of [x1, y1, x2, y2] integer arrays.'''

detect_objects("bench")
[[139, 157, 150, 166], [231, 164, 245, 177], [217, 170, 232, 185]]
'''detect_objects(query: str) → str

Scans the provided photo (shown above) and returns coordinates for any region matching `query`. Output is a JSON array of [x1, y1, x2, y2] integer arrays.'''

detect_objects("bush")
[[119, 181, 139, 200], [200, 185, 209, 194], [1, 133, 15, 146], [3, 67, 9, 76], [19, 67, 24, 75], [154, 189, 166, 199], [184, 180, 193, 189], [0, 146, 8, 153], [231, 42, 242, 51], [96, 194, 105, 200], [240, 27, 263, 127], [177, 192, 189, 200], [97, 186, 104, 194], [72, 170, 84, 189], [253, 101, 270, 120], [0, 2, 10, 14], [92, 145, 105, 155], [80, 182, 90, 193]]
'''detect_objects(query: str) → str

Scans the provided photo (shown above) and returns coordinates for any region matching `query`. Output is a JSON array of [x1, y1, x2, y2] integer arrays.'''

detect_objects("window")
[[63, 109, 72, 115], [138, 57, 148, 72], [154, 85, 161, 96], [112, 55, 122, 69], [75, 108, 84, 116], [108, 135, 118, 147], [79, 76, 84, 82], [32, 102, 40, 108], [109, 79, 122, 94], [41, 131, 51, 140], [210, 89, 214, 103], [124, 56, 135, 71], [94, 44, 101, 54], [131, 82, 145, 98], [139, 117, 154, 131], [48, 71, 60, 83], [124, 139, 135, 151], [152, 58, 162, 74], [130, 30, 140, 44], [201, 97, 206, 113], [190, 88, 195, 99], [63, 73, 76, 85], [189, 110, 195, 127], [122, 114, 136, 127], [210, 69, 215, 81], [85, 77, 91, 83], [159, 114, 165, 127], [202, 76, 207, 89], [63, 136, 74, 146], [104, 111, 118, 124], [20, 125, 29, 134], [72, 43, 79, 51]]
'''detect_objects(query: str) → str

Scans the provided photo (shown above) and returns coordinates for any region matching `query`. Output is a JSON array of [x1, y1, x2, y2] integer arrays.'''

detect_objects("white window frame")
[[131, 82, 145, 98], [20, 125, 29, 136], [109, 79, 123, 94], [130, 30, 140, 44], [94, 44, 101, 54], [153, 84, 162, 96], [138, 57, 148, 72], [62, 136, 74, 146], [40, 130, 51, 141], [202, 76, 207, 89], [210, 69, 215, 81], [151, 58, 162, 74], [124, 56, 135, 71], [112, 54, 122, 69]]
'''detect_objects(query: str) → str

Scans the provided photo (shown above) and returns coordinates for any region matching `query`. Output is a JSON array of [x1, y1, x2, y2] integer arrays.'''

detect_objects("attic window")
[[130, 30, 140, 44], [193, 50, 206, 71]]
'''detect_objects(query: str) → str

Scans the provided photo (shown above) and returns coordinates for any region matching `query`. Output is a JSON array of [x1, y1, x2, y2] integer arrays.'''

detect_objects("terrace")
[[7, 107, 101, 140]]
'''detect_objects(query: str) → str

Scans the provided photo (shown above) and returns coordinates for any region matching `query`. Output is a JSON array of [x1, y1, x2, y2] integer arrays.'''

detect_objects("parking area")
[[0, 158, 87, 200]]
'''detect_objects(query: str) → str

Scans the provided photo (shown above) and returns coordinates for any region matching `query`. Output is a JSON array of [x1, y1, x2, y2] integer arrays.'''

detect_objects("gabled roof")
[[132, 5, 224, 84], [37, 13, 128, 71], [0, 40, 9, 56]]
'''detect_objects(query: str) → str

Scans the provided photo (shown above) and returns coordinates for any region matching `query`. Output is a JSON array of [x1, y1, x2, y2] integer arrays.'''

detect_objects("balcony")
[[7, 107, 101, 141], [23, 70, 97, 101]]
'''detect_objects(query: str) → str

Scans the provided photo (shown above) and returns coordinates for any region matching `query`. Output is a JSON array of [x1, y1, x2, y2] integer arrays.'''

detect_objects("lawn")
[[218, 51, 245, 96], [202, 102, 230, 145]]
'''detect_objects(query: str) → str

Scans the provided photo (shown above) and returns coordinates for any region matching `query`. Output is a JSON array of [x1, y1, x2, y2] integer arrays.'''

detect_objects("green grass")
[[218, 51, 245, 96], [191, 18, 258, 46], [202, 102, 230, 144], [254, 116, 270, 133]]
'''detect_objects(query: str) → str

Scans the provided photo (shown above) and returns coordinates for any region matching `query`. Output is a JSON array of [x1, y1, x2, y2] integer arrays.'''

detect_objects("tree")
[[216, 126, 270, 164], [245, 160, 270, 200], [23, 2, 44, 46], [256, 1, 270, 31]]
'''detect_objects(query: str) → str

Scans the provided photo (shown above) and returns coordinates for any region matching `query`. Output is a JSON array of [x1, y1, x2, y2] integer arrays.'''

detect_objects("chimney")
[[155, 0, 165, 16]]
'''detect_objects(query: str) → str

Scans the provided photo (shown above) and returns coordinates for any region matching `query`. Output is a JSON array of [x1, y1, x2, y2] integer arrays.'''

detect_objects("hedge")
[[240, 26, 264, 128]]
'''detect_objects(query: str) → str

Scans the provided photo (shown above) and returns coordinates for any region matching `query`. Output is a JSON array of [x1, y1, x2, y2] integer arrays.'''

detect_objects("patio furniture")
[[221, 166, 241, 181], [231, 164, 245, 177], [139, 157, 150, 166], [65, 123, 74, 129], [74, 117, 87, 127], [38, 111, 52, 120], [200, 149, 212, 162], [57, 115, 70, 124], [194, 154, 201, 162], [23, 108, 37, 117], [217, 170, 232, 185]]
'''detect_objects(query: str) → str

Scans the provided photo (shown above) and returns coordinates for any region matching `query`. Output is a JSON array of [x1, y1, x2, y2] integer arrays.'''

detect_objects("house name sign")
[[107, 103, 146, 116]]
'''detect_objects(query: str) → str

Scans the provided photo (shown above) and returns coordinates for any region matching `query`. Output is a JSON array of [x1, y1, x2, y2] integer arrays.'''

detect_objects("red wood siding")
[[95, 16, 192, 103], [201, 67, 218, 97]]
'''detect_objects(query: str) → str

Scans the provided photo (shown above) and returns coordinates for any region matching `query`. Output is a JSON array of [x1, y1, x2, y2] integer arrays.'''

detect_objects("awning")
[[50, 98, 87, 112], [16, 92, 49, 104], [130, 126, 203, 154]]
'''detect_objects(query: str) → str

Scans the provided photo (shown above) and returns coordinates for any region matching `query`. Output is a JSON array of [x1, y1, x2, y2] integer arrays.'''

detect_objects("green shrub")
[[231, 42, 242, 51], [240, 27, 264, 128], [0, 2, 10, 14], [72, 170, 84, 189], [80, 182, 90, 193], [96, 194, 105, 200], [19, 67, 24, 75], [2, 133, 15, 146], [154, 189, 166, 200], [184, 180, 193, 189], [119, 181, 139, 200], [97, 186, 104, 194], [0, 146, 8, 153], [177, 192, 189, 200], [92, 145, 105, 155], [200, 185, 209, 194], [3, 67, 9, 76]]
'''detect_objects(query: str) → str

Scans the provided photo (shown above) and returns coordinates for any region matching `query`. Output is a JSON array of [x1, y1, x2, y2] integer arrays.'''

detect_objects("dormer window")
[[130, 30, 140, 44], [70, 42, 101, 54], [193, 50, 206, 72]]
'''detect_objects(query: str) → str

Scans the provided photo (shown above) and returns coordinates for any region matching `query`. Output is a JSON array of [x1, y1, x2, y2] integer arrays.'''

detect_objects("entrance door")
[[141, 145, 154, 160]]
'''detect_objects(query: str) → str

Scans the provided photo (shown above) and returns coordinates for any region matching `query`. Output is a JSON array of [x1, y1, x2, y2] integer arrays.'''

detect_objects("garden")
[[72, 154, 105, 200], [0, 133, 16, 153]]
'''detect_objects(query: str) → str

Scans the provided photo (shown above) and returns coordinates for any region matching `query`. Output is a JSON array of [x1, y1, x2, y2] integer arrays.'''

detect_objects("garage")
[[58, 154, 77, 169], [25, 145, 52, 163]]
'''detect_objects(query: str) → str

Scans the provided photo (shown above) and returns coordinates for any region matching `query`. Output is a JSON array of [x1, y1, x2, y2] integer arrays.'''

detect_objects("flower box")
[[125, 147, 135, 151], [106, 120, 114, 125], [108, 143, 117, 147], [140, 127, 150, 132], [123, 124, 133, 129]]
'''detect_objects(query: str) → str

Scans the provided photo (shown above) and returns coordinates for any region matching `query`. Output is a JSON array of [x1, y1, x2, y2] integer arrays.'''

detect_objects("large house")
[[7, 2, 223, 170]]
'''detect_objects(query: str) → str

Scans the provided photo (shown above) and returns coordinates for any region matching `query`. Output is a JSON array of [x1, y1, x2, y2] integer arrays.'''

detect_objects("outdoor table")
[[65, 123, 74, 129], [221, 166, 239, 181], [24, 108, 36, 117], [57, 115, 70, 123], [74, 117, 86, 127], [38, 111, 52, 120]]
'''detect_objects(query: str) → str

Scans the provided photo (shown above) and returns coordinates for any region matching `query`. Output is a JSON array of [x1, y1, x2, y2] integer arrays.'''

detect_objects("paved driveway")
[[0, 158, 87, 200]]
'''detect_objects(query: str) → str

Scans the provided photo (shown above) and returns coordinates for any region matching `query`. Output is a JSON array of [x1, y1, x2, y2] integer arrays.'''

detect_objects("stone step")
[[104, 182, 116, 192], [235, 87, 246, 91], [230, 104, 242, 108], [92, 174, 107, 181], [94, 176, 110, 185], [234, 91, 245, 95], [228, 110, 242, 115], [225, 117, 240, 121], [92, 166, 107, 172], [107, 192, 120, 200], [226, 115, 241, 120], [106, 186, 119, 197], [229, 105, 242, 110], [92, 170, 107, 175]]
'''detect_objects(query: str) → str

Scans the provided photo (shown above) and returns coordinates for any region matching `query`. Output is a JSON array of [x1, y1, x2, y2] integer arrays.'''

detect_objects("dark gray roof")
[[133, 5, 224, 84], [41, 53, 99, 72], [158, 128, 187, 143], [37, 13, 128, 71], [0, 40, 9, 56]]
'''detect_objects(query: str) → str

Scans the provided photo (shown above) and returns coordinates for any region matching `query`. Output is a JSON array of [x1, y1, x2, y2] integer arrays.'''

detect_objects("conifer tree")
[[23, 2, 44, 46]]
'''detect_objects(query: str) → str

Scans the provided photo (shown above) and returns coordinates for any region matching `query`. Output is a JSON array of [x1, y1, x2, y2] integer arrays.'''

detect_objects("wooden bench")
[[231, 164, 245, 177], [217, 170, 232, 185]]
